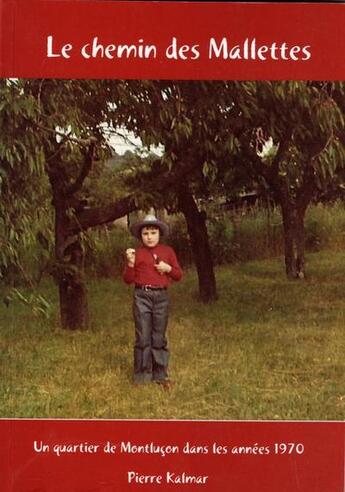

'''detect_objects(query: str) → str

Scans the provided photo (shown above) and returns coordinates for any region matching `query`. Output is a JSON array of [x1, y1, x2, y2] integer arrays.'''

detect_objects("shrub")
[[84, 202, 345, 278], [305, 202, 345, 251], [84, 225, 135, 278], [167, 215, 193, 267], [208, 217, 241, 264], [208, 206, 284, 264], [3, 202, 345, 282]]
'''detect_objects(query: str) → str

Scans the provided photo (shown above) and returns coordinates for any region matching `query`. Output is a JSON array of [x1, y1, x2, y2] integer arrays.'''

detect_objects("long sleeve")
[[123, 264, 136, 284], [167, 248, 182, 282], [121, 244, 182, 287]]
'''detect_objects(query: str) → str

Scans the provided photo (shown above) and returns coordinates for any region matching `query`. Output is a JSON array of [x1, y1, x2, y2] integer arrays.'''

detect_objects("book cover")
[[0, 1, 344, 491]]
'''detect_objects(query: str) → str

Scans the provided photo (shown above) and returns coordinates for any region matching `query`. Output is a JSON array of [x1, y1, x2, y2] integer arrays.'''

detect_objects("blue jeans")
[[133, 287, 170, 383]]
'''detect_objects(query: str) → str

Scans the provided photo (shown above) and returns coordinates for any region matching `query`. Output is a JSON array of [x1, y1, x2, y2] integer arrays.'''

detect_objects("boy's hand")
[[125, 248, 136, 267], [155, 260, 172, 275]]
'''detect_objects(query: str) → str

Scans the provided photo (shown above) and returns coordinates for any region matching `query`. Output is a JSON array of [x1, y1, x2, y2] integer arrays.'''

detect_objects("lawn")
[[1, 250, 344, 420]]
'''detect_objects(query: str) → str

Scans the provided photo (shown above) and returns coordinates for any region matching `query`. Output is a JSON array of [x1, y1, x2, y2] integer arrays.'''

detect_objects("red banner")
[[1, 1, 345, 79], [0, 419, 344, 492]]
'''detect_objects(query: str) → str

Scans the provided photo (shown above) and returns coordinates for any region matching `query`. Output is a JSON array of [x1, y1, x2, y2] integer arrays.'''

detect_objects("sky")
[[108, 130, 163, 156]]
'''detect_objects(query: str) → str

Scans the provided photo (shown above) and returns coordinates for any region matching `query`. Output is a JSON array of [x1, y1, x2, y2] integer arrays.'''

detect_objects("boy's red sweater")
[[123, 244, 182, 287]]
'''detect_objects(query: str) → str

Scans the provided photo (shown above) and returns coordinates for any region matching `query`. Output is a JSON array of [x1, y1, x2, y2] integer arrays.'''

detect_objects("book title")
[[47, 36, 312, 62]]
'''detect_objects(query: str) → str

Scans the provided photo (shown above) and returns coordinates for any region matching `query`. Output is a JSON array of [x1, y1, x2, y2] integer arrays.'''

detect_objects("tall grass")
[[206, 201, 345, 264], [3, 202, 345, 285], [1, 250, 344, 420], [87, 201, 345, 273], [305, 201, 345, 251]]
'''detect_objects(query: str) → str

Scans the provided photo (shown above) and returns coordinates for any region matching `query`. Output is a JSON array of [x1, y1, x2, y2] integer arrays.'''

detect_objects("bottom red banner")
[[0, 419, 343, 492]]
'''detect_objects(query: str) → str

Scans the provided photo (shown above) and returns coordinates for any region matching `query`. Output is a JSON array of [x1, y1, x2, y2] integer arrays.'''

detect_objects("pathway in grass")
[[1, 251, 344, 419]]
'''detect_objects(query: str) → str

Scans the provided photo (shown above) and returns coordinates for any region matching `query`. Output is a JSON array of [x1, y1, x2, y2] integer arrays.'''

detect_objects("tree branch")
[[33, 121, 97, 147], [71, 194, 137, 233], [65, 143, 95, 196], [70, 152, 200, 234]]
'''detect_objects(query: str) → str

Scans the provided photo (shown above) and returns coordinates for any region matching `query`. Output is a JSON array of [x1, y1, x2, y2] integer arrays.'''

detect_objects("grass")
[[0, 250, 344, 420]]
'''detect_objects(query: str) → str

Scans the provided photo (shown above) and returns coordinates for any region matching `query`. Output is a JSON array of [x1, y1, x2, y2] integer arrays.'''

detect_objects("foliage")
[[225, 81, 345, 277], [109, 81, 259, 202], [6, 201, 345, 284], [164, 214, 193, 267], [84, 224, 134, 278], [0, 78, 147, 328], [3, 79, 345, 326], [305, 201, 345, 251], [255, 82, 345, 184], [0, 80, 49, 273], [7, 287, 52, 319]]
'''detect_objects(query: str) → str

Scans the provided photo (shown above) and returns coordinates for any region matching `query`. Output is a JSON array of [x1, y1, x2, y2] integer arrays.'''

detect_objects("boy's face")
[[141, 226, 160, 248]]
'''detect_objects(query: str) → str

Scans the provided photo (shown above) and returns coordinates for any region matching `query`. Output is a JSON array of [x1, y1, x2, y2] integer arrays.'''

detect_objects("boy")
[[123, 214, 182, 389]]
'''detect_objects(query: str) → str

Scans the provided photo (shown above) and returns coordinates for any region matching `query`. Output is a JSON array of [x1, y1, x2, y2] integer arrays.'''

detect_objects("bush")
[[208, 206, 284, 264], [167, 215, 193, 267], [305, 202, 345, 251], [84, 225, 135, 278], [207, 218, 237, 264], [4, 202, 345, 283], [67, 201, 345, 277]]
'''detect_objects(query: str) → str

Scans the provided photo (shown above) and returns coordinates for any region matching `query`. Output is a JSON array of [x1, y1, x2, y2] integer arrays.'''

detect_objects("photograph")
[[1, 79, 344, 421]]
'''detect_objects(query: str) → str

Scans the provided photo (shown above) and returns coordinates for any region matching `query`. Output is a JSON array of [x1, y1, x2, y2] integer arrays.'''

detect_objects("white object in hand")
[[126, 248, 136, 265]]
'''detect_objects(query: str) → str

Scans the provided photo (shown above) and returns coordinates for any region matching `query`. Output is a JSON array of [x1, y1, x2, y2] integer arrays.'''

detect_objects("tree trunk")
[[280, 202, 297, 279], [57, 236, 89, 330], [256, 142, 316, 281], [280, 201, 308, 280], [46, 149, 92, 330], [178, 186, 217, 302], [294, 166, 316, 280], [295, 209, 306, 279], [54, 204, 90, 330]]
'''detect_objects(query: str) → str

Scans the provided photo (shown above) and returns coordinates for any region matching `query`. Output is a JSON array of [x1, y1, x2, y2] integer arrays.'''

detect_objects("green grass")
[[1, 250, 344, 420]]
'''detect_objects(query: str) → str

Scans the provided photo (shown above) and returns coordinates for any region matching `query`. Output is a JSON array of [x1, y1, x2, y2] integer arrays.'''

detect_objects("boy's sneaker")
[[155, 379, 173, 391]]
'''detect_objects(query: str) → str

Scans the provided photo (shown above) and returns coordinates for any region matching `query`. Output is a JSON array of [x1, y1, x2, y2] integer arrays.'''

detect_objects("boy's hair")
[[140, 225, 161, 236]]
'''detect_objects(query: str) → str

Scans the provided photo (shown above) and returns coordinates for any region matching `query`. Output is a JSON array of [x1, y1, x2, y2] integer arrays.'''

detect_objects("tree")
[[2, 79, 222, 326], [4, 79, 341, 331], [1, 79, 135, 328], [231, 81, 345, 278], [110, 80, 253, 301], [0, 79, 48, 280]]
